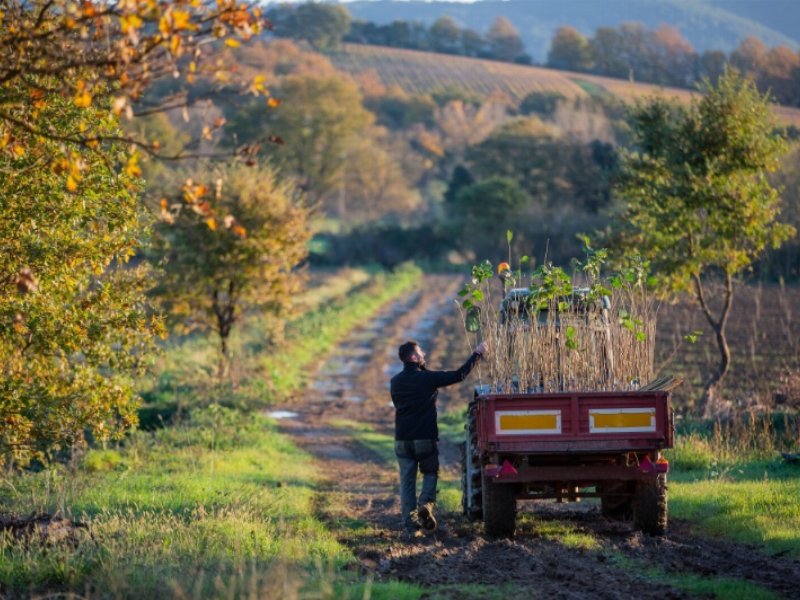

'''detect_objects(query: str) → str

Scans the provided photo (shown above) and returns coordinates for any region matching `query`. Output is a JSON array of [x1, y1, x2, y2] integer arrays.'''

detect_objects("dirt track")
[[272, 275, 800, 598]]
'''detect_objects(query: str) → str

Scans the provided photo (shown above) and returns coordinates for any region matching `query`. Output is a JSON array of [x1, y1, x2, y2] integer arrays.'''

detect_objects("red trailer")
[[461, 386, 674, 537]]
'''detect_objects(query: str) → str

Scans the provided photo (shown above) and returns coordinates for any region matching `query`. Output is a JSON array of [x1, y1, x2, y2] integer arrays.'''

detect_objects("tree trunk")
[[219, 334, 229, 381], [212, 281, 237, 383], [692, 272, 734, 418], [698, 322, 731, 417]]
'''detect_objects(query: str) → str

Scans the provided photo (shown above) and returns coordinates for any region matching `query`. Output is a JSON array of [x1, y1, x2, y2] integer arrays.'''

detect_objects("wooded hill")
[[345, 0, 799, 61]]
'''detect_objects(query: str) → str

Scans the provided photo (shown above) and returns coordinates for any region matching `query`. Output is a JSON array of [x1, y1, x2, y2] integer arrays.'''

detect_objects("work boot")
[[401, 527, 424, 542], [417, 503, 437, 531]]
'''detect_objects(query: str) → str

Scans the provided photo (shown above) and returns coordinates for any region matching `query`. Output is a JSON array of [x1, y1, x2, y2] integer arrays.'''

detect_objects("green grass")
[[670, 461, 800, 557], [518, 514, 601, 550], [0, 408, 353, 597], [664, 417, 800, 558], [328, 419, 397, 464]]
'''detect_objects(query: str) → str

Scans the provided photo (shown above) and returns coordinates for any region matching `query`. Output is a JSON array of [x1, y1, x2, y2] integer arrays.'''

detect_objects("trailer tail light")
[[639, 455, 654, 473], [485, 459, 518, 479], [655, 458, 670, 473], [589, 408, 656, 433], [499, 459, 518, 476]]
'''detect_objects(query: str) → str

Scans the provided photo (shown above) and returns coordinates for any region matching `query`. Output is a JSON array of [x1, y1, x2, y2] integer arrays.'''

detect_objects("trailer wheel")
[[600, 481, 634, 519], [461, 404, 483, 521], [633, 474, 667, 535], [482, 470, 517, 538]]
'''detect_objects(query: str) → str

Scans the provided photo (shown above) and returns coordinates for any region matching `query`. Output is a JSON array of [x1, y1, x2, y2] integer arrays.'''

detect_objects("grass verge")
[[0, 409, 349, 597]]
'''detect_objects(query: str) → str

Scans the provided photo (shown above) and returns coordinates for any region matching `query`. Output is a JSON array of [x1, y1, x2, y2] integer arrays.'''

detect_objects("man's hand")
[[475, 341, 489, 357]]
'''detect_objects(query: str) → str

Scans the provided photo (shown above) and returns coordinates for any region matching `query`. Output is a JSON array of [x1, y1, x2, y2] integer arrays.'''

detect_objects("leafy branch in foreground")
[[0, 0, 273, 170]]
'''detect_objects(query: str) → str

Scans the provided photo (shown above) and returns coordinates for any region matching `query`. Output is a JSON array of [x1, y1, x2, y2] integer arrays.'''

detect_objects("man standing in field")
[[390, 339, 488, 538]]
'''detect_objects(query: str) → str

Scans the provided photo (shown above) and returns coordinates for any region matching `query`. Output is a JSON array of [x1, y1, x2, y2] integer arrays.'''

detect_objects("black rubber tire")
[[461, 403, 483, 521], [633, 474, 668, 536], [600, 480, 634, 520], [482, 469, 517, 538]]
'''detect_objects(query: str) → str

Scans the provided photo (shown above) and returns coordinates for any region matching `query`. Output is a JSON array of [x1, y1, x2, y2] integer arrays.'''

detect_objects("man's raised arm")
[[426, 341, 488, 387]]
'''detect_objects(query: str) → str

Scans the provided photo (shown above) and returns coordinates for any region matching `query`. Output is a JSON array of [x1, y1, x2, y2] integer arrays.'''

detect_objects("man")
[[390, 339, 488, 538]]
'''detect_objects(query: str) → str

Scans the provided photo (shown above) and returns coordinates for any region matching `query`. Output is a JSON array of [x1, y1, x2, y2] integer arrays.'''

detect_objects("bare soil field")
[[271, 276, 800, 598], [656, 283, 800, 412]]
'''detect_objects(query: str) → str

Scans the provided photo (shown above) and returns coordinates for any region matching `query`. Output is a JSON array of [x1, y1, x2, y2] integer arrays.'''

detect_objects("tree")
[[519, 91, 567, 117], [461, 28, 487, 57], [486, 17, 525, 62], [612, 69, 794, 415], [0, 88, 161, 466], [589, 26, 629, 79], [452, 177, 532, 256], [227, 75, 373, 212], [646, 25, 696, 87], [429, 17, 462, 54], [154, 165, 309, 379], [730, 36, 768, 78], [444, 164, 474, 205], [277, 2, 351, 51], [698, 50, 728, 85], [547, 27, 593, 71], [760, 45, 800, 105], [341, 129, 420, 220]]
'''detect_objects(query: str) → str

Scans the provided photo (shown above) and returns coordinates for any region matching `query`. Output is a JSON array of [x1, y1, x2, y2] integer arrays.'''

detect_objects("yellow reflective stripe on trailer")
[[589, 408, 656, 433], [495, 410, 561, 435]]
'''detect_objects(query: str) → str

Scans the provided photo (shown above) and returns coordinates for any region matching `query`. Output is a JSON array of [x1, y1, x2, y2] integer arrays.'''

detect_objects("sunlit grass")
[[0, 409, 352, 597], [670, 461, 800, 557], [295, 267, 373, 313], [517, 513, 601, 550]]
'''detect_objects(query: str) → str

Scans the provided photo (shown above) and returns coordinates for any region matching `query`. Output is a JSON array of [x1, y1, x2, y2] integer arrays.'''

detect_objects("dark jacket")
[[390, 353, 481, 441]]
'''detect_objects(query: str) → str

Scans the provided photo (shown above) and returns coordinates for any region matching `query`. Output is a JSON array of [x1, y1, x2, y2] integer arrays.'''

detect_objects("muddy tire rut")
[[270, 275, 800, 598]]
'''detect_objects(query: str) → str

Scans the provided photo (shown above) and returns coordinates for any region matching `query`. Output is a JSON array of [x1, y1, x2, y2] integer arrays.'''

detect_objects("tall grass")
[[669, 411, 800, 470], [666, 411, 800, 557], [0, 409, 354, 598]]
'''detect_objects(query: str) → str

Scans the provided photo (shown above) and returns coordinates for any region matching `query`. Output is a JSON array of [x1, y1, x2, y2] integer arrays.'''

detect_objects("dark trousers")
[[395, 439, 439, 530]]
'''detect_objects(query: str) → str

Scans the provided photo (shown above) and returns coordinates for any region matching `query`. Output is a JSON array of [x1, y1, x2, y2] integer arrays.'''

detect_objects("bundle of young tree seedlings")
[[458, 243, 656, 394]]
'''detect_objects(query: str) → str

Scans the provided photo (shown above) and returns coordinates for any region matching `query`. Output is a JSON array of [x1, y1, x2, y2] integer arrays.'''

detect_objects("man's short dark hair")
[[398, 340, 419, 363]]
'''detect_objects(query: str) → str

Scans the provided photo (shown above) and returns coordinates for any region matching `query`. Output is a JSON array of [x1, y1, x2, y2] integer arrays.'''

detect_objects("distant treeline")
[[547, 25, 800, 106], [345, 16, 530, 64], [266, 3, 530, 63], [265, 2, 800, 107]]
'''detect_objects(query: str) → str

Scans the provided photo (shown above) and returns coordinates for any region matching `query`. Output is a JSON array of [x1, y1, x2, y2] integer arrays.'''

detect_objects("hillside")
[[344, 0, 799, 61], [706, 0, 800, 43], [331, 43, 800, 127]]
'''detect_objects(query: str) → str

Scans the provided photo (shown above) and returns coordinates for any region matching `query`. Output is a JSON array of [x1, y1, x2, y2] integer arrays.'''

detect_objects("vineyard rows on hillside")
[[332, 43, 589, 102], [332, 43, 800, 127]]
